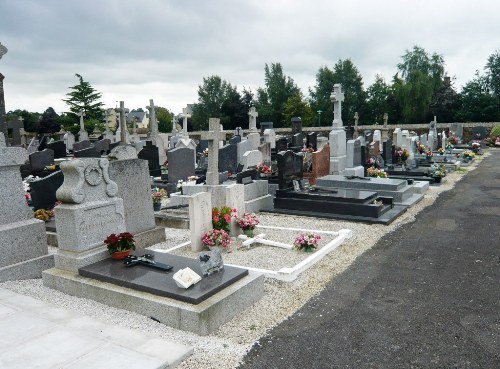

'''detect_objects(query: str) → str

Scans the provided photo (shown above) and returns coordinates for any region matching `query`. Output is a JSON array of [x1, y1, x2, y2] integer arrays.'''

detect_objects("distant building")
[[127, 109, 149, 129]]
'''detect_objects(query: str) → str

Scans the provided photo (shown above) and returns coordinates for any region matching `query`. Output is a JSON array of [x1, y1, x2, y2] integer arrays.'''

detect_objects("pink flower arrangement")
[[201, 229, 231, 250], [293, 232, 321, 252], [151, 187, 167, 203], [367, 167, 388, 178], [235, 213, 259, 230], [396, 148, 409, 161], [301, 146, 314, 153]]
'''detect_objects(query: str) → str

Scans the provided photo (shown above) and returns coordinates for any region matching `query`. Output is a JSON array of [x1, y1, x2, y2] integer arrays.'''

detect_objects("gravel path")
[[0, 153, 489, 369]]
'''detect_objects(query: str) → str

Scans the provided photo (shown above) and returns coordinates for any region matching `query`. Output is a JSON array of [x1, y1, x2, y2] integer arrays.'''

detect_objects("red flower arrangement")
[[104, 232, 136, 254]]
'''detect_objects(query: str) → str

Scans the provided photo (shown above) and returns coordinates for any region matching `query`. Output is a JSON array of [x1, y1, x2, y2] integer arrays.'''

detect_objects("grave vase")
[[243, 228, 255, 237], [153, 202, 161, 211]]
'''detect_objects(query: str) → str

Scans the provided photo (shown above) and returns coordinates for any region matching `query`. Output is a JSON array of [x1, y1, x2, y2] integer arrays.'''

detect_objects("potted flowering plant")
[[437, 148, 445, 155], [212, 206, 236, 232], [462, 150, 475, 162], [104, 232, 136, 260], [201, 229, 231, 251], [235, 213, 259, 237], [367, 167, 388, 178], [151, 187, 167, 211], [417, 142, 426, 154], [425, 150, 433, 160], [430, 164, 447, 183], [471, 142, 481, 153], [293, 232, 321, 253]]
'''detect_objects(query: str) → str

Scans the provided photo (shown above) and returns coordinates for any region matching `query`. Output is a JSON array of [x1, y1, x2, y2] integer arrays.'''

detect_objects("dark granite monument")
[[138, 140, 161, 176]]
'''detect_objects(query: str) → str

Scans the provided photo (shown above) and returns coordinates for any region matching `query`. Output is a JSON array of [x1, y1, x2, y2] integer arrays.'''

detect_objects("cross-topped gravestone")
[[116, 101, 129, 144], [353, 112, 360, 138], [248, 106, 258, 131], [200, 118, 226, 185], [330, 84, 344, 127], [146, 99, 159, 143], [182, 107, 191, 137], [78, 110, 89, 141]]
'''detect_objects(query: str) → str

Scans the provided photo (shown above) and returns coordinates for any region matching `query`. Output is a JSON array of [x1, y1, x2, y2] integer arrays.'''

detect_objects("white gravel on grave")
[[0, 153, 489, 369]]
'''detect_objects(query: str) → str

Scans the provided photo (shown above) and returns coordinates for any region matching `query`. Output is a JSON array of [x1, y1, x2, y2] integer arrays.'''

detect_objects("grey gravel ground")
[[0, 152, 490, 369]]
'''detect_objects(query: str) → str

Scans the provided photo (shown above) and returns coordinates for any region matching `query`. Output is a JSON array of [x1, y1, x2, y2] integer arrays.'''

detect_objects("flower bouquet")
[[462, 150, 476, 161], [256, 162, 271, 175], [151, 187, 167, 203], [235, 213, 259, 236], [104, 232, 136, 259], [367, 167, 388, 178], [417, 142, 427, 154], [471, 142, 481, 153], [437, 148, 445, 155], [212, 206, 236, 232], [293, 232, 321, 253], [448, 136, 458, 145], [201, 229, 231, 251], [33, 208, 54, 222], [396, 148, 410, 162], [425, 150, 433, 160]]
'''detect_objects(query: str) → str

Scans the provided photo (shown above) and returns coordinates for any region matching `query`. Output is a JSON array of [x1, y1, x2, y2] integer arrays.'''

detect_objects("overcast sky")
[[1, 0, 499, 116]]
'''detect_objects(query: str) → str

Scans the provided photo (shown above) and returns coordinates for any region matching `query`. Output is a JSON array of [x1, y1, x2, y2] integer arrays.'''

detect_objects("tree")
[[309, 66, 336, 126], [456, 71, 499, 122], [283, 93, 314, 127], [255, 63, 300, 127], [309, 60, 367, 126], [6, 109, 39, 132], [486, 50, 500, 96], [62, 73, 105, 122], [394, 46, 445, 123], [191, 75, 239, 130], [366, 75, 391, 124], [157, 107, 174, 133], [38, 107, 60, 134]]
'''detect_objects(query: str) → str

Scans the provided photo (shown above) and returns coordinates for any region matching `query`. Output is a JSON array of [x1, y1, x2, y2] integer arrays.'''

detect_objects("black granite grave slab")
[[73, 140, 92, 152], [218, 143, 238, 173], [291, 117, 302, 135], [29, 148, 55, 172], [229, 135, 241, 145], [73, 146, 101, 158], [236, 168, 258, 184], [138, 140, 161, 176], [306, 132, 318, 151], [167, 146, 196, 184], [37, 135, 48, 151], [259, 122, 274, 135], [46, 140, 67, 158], [30, 170, 64, 210], [79, 252, 249, 304]]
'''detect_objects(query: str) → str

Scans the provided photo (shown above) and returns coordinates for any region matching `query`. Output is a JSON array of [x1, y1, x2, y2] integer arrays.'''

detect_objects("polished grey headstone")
[[79, 252, 248, 305]]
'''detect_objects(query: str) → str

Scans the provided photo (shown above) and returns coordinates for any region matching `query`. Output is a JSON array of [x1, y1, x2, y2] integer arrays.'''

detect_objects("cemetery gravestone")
[[306, 132, 318, 151], [200, 118, 226, 186], [260, 122, 273, 135], [263, 129, 276, 149], [291, 117, 302, 135], [138, 141, 161, 176], [73, 146, 101, 158], [93, 138, 111, 154], [30, 170, 64, 210], [275, 137, 288, 153], [73, 140, 91, 152], [242, 150, 263, 171], [168, 147, 196, 184], [0, 133, 53, 281], [277, 150, 303, 190], [29, 148, 55, 172], [46, 140, 67, 159], [218, 143, 238, 174]]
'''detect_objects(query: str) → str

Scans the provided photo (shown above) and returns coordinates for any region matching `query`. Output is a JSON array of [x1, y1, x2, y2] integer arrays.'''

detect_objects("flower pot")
[[243, 228, 254, 237], [153, 202, 161, 211], [110, 250, 131, 260], [433, 176, 442, 183]]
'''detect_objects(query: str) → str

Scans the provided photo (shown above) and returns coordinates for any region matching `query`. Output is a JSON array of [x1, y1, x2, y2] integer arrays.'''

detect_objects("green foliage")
[[191, 75, 244, 131], [283, 94, 314, 127], [394, 46, 445, 123], [365, 75, 391, 124], [485, 50, 500, 96], [255, 63, 300, 127], [38, 107, 60, 134], [85, 118, 99, 134], [157, 107, 174, 133], [309, 60, 367, 126], [62, 73, 105, 122], [6, 109, 39, 132], [490, 124, 500, 138], [456, 71, 500, 121]]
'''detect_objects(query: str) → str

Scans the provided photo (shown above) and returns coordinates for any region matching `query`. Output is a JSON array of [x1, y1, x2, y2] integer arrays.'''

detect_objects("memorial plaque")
[[79, 252, 249, 305]]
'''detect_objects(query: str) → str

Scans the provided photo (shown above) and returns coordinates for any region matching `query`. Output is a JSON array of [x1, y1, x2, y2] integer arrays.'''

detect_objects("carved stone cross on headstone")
[[116, 101, 130, 145], [146, 99, 159, 142], [237, 233, 293, 250], [383, 113, 388, 127], [182, 108, 191, 137], [353, 112, 359, 138], [79, 110, 86, 131], [330, 83, 344, 127], [200, 118, 226, 185], [248, 106, 258, 131], [78, 110, 89, 141], [171, 115, 177, 134]]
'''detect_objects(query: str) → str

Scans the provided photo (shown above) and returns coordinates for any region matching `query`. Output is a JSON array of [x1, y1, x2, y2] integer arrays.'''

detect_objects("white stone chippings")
[[0, 153, 489, 369]]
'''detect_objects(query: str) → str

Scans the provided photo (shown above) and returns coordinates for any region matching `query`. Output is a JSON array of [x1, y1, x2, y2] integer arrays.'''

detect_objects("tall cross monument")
[[328, 83, 347, 175], [78, 110, 89, 141], [200, 118, 226, 185]]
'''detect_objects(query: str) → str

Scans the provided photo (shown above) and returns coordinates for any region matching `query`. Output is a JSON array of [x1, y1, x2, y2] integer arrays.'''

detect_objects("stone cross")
[[182, 108, 191, 137], [116, 101, 129, 144], [104, 110, 111, 134], [330, 84, 344, 127], [238, 233, 293, 250], [248, 106, 258, 131], [200, 118, 225, 185], [0, 42, 7, 60], [78, 110, 86, 132], [146, 99, 158, 142], [383, 113, 388, 127], [171, 116, 177, 134]]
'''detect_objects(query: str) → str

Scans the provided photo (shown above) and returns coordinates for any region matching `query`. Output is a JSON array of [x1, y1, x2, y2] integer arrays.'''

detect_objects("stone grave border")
[[155, 225, 352, 283]]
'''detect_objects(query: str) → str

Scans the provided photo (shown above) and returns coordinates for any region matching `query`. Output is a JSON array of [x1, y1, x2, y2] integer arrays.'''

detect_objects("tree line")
[[6, 45, 500, 135]]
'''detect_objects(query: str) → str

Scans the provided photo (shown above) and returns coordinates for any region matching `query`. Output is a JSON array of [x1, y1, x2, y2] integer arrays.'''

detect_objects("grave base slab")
[[42, 266, 264, 336], [0, 254, 54, 282]]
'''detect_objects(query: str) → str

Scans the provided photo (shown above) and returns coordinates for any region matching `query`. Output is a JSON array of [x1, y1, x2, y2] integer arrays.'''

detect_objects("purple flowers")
[[293, 232, 321, 252]]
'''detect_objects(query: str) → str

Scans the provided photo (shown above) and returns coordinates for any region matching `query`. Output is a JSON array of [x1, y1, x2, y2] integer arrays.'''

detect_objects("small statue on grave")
[[198, 248, 224, 276]]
